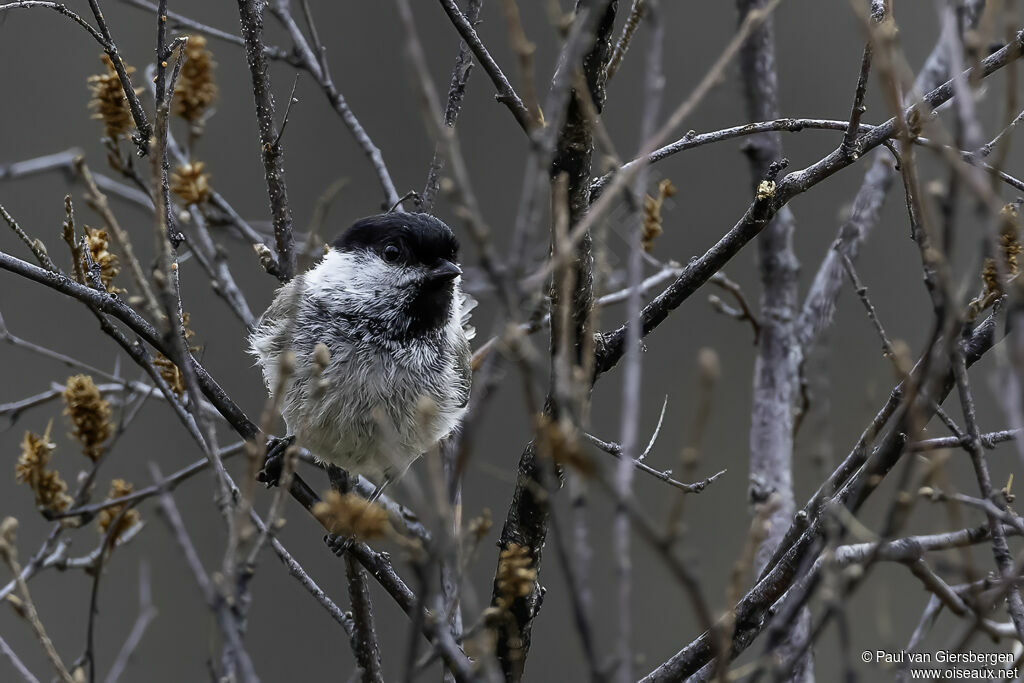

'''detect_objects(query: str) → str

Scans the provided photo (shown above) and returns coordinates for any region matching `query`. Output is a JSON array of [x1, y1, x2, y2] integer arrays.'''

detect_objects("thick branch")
[[733, 0, 807, 678], [490, 2, 617, 679]]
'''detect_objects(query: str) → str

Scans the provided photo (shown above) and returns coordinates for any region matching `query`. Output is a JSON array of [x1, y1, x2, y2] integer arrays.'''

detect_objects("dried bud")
[[888, 339, 913, 377], [15, 426, 72, 514], [844, 564, 864, 581], [96, 479, 141, 543], [907, 108, 923, 137], [170, 162, 212, 205], [467, 508, 492, 544], [495, 543, 536, 610], [174, 35, 218, 124], [63, 375, 113, 461], [536, 414, 593, 475], [697, 347, 721, 384], [0, 517, 17, 563], [313, 343, 331, 371], [313, 491, 392, 540], [0, 517, 17, 546], [154, 353, 185, 398], [254, 243, 276, 272], [83, 226, 120, 292], [642, 178, 676, 253], [88, 55, 141, 140], [153, 313, 200, 398]]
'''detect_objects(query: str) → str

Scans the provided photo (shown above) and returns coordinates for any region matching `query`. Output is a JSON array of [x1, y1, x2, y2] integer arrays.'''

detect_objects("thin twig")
[[74, 158, 162, 321], [273, 0, 401, 210], [0, 634, 40, 683], [606, 0, 645, 80], [103, 563, 157, 683], [436, 0, 533, 132], [84, 0, 152, 154], [0, 520, 76, 683], [951, 345, 1024, 640], [420, 0, 483, 213], [238, 0, 296, 280], [583, 432, 727, 494], [116, 0, 293, 61], [836, 247, 897, 360], [910, 429, 1020, 452], [840, 4, 882, 158], [596, 26, 1024, 378]]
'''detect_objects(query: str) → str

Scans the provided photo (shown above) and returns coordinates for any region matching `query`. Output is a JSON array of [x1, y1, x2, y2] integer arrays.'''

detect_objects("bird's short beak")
[[426, 260, 462, 283]]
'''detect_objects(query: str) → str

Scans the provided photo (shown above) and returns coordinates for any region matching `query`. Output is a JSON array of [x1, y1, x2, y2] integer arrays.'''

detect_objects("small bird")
[[249, 212, 473, 491]]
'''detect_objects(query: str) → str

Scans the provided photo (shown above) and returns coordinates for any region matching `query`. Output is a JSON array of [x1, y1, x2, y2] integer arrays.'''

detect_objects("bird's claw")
[[324, 533, 353, 556], [257, 435, 295, 488]]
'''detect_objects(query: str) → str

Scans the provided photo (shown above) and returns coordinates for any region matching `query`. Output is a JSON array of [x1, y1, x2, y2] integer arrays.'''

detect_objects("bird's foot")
[[324, 533, 354, 556], [326, 464, 351, 493], [257, 435, 295, 488]]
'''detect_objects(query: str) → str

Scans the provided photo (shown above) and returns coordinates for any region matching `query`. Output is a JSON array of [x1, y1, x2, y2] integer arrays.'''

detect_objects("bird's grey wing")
[[453, 287, 475, 408], [249, 275, 306, 389]]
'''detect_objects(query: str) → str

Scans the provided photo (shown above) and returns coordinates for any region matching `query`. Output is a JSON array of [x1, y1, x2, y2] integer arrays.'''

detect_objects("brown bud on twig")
[[642, 178, 676, 253], [153, 313, 200, 398], [62, 375, 112, 462], [170, 162, 212, 205], [173, 35, 218, 125], [313, 491, 393, 541], [535, 414, 593, 475], [495, 543, 536, 611], [96, 479, 141, 543], [88, 55, 142, 141], [82, 227, 120, 292], [14, 425, 72, 514]]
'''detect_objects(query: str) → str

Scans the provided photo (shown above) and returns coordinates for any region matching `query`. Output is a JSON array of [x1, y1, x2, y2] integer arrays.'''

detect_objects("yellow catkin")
[[153, 313, 199, 398], [82, 226, 120, 292], [170, 162, 212, 205], [975, 202, 1022, 313], [312, 491, 392, 540], [88, 55, 140, 140], [174, 35, 218, 123], [153, 353, 185, 398], [536, 414, 593, 475], [62, 375, 112, 462], [467, 508, 492, 544], [15, 427, 72, 514], [96, 479, 140, 543], [495, 543, 536, 610], [642, 178, 677, 252]]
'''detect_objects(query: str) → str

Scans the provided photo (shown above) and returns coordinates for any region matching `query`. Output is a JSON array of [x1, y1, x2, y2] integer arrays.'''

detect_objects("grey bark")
[[733, 1, 810, 681]]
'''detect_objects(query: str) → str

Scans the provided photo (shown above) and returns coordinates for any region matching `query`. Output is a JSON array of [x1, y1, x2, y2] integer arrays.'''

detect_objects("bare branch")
[[595, 30, 1024, 377], [237, 0, 296, 280], [436, 0, 534, 132], [103, 563, 157, 683]]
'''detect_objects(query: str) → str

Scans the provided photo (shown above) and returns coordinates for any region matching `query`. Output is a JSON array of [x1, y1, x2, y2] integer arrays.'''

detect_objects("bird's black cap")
[[333, 213, 459, 267]]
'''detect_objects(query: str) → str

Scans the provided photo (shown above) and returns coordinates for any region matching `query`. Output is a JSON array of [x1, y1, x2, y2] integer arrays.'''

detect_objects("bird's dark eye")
[[382, 244, 401, 263]]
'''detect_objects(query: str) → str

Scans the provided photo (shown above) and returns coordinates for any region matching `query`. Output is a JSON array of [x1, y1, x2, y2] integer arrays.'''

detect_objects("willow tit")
[[249, 212, 474, 488]]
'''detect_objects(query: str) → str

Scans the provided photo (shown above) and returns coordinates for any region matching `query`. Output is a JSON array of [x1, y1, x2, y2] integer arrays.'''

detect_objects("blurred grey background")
[[1, 1, 1022, 681]]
